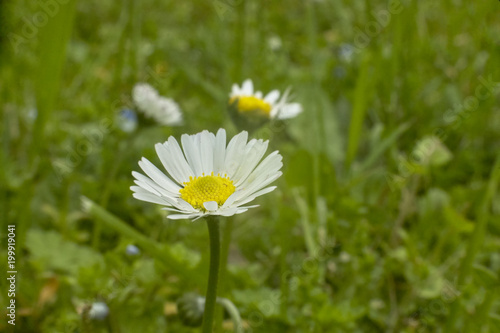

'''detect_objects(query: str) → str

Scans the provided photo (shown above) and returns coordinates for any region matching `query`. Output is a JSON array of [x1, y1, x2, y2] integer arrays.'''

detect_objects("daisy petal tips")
[[131, 129, 283, 220]]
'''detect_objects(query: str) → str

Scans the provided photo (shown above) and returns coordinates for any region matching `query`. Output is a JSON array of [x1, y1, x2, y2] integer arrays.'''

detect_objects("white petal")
[[233, 139, 269, 186], [270, 87, 291, 118], [264, 90, 280, 104], [228, 138, 257, 182], [237, 151, 282, 190], [131, 186, 180, 207], [176, 198, 197, 212], [133, 192, 172, 206], [138, 158, 182, 193], [213, 129, 227, 175], [231, 83, 241, 97], [203, 201, 218, 212], [199, 130, 215, 175], [235, 170, 282, 203], [217, 207, 238, 217], [242, 79, 253, 95], [237, 205, 259, 210], [181, 133, 203, 176], [133, 180, 161, 196], [167, 213, 203, 220], [276, 103, 303, 120], [130, 185, 150, 194], [160, 207, 187, 213], [224, 131, 248, 178], [155, 139, 193, 184], [221, 192, 238, 209], [166, 136, 193, 177], [132, 171, 180, 196], [233, 186, 277, 206], [251, 186, 277, 198]]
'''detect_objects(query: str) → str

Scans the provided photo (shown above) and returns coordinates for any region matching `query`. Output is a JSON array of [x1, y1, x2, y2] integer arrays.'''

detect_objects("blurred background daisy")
[[132, 83, 183, 126], [229, 79, 303, 120]]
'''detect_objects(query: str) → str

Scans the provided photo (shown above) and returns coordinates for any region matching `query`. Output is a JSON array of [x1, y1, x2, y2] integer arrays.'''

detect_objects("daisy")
[[132, 83, 183, 126], [131, 128, 282, 220], [229, 79, 302, 120]]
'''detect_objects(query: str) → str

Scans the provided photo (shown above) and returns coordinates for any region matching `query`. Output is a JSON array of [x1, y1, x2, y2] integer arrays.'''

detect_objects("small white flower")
[[132, 83, 158, 110], [229, 79, 302, 120], [131, 129, 282, 220], [89, 302, 109, 320], [154, 97, 183, 126], [267, 35, 282, 51], [126, 244, 140, 256], [132, 83, 183, 126]]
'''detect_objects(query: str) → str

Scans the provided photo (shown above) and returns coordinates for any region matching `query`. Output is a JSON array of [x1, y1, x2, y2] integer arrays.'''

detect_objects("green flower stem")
[[215, 219, 234, 332], [216, 297, 243, 333], [202, 216, 221, 333]]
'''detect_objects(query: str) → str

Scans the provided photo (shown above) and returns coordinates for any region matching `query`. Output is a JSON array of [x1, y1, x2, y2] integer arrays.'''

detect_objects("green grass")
[[1, 0, 500, 332]]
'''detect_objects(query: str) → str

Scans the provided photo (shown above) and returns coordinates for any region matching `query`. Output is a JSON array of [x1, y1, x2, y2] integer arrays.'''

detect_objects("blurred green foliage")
[[1, 0, 500, 332]]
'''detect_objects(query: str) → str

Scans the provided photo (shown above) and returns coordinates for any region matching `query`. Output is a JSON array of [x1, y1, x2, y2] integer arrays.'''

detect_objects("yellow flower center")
[[229, 96, 272, 116], [179, 173, 236, 210]]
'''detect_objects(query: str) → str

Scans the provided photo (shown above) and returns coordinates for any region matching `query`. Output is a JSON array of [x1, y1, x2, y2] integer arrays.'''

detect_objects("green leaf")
[[26, 229, 104, 275], [316, 301, 366, 324], [443, 205, 474, 233], [232, 288, 281, 318], [346, 54, 373, 168]]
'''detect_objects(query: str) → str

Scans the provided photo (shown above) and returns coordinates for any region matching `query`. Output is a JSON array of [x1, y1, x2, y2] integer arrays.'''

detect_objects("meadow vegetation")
[[1, 0, 499, 332]]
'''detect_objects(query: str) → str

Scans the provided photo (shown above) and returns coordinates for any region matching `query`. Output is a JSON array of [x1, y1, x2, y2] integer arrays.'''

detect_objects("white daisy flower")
[[131, 129, 283, 220], [229, 79, 303, 120], [132, 83, 183, 126]]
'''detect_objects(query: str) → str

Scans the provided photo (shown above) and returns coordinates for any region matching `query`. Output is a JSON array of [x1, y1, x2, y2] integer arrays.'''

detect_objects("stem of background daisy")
[[202, 215, 221, 333], [216, 297, 243, 333]]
